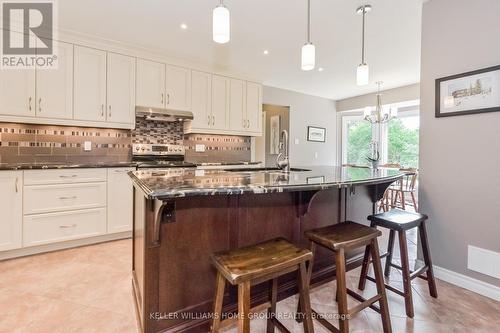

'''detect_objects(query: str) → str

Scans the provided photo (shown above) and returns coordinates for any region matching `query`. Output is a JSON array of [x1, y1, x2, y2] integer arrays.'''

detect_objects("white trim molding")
[[417, 260, 500, 302]]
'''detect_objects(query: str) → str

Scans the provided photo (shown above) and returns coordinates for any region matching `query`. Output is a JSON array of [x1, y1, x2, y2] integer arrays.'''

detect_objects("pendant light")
[[301, 0, 315, 71], [213, 0, 230, 44], [356, 5, 371, 85]]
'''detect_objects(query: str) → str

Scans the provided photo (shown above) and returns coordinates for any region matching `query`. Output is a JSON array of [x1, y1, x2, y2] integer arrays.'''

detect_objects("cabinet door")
[[74, 46, 107, 122], [36, 41, 73, 119], [0, 30, 35, 118], [107, 168, 133, 233], [0, 67, 35, 118], [229, 79, 246, 132], [191, 71, 212, 129], [246, 82, 263, 134], [211, 75, 230, 130], [165, 65, 191, 111], [136, 59, 165, 108], [106, 53, 136, 125], [0, 171, 23, 251]]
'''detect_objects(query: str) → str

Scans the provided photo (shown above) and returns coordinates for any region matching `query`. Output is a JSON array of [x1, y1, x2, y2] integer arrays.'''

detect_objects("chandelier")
[[363, 81, 398, 124]]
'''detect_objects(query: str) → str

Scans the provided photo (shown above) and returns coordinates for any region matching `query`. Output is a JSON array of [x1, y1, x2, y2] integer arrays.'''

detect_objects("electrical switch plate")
[[195, 144, 206, 152], [84, 141, 92, 151], [294, 138, 300, 145]]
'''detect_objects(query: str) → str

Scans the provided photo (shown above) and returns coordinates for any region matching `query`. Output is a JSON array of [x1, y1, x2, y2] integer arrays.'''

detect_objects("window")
[[340, 102, 420, 168], [342, 115, 372, 165], [387, 113, 419, 168]]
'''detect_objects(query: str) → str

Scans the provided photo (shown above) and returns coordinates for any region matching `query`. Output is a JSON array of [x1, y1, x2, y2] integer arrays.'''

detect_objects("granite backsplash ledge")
[[0, 120, 251, 164]]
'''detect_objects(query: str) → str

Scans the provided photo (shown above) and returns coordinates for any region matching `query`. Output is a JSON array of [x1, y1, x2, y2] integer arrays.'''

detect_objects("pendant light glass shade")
[[301, 43, 315, 71], [213, 4, 230, 44], [357, 63, 369, 85]]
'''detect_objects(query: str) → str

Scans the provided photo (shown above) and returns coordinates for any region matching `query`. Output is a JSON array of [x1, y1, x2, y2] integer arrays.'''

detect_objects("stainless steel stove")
[[132, 144, 197, 169]]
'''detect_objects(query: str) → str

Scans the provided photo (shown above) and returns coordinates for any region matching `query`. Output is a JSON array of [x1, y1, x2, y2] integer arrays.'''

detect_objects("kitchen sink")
[[225, 167, 311, 173]]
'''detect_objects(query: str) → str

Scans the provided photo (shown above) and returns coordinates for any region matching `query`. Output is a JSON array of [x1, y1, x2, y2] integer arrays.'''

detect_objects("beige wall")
[[419, 0, 500, 286], [262, 86, 337, 166], [336, 83, 420, 112]]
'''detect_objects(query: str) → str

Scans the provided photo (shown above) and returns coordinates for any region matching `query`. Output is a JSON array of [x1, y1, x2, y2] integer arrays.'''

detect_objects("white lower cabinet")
[[9, 167, 133, 252], [107, 168, 134, 233], [24, 182, 107, 215], [23, 208, 106, 247], [0, 171, 23, 251]]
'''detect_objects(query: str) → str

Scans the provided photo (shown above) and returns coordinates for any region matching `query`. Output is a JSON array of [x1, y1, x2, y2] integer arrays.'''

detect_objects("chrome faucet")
[[276, 129, 290, 172]]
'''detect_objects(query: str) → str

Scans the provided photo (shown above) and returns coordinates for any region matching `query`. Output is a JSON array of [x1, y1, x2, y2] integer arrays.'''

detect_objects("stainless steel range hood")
[[135, 106, 194, 122]]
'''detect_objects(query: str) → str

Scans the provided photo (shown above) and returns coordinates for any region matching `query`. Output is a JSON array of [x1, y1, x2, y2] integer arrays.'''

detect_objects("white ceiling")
[[57, 0, 423, 100]]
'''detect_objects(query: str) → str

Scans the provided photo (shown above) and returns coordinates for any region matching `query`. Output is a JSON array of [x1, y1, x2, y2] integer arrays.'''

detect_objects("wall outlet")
[[314, 152, 318, 159], [294, 138, 300, 145], [84, 141, 92, 151], [195, 144, 206, 152]]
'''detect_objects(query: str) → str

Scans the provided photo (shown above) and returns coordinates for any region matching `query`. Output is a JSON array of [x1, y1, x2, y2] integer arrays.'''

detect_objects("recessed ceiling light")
[[318, 67, 324, 72], [263, 50, 269, 55], [180, 23, 188, 30]]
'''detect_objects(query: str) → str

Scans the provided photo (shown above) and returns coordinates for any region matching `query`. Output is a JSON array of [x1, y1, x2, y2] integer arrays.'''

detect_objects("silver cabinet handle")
[[167, 93, 170, 105], [212, 115, 215, 126], [108, 105, 112, 117], [208, 115, 211, 125], [101, 104, 104, 117], [161, 93, 164, 105], [59, 224, 77, 229], [59, 196, 77, 200], [15, 177, 18, 193], [59, 175, 78, 178], [38, 98, 42, 112], [29, 97, 32, 111], [247, 119, 250, 128]]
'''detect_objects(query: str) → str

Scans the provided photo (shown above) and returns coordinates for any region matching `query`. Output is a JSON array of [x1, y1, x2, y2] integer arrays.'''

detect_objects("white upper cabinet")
[[136, 59, 165, 108], [74, 46, 107, 122], [0, 171, 23, 251], [245, 82, 263, 134], [36, 41, 73, 119], [0, 66, 35, 118], [229, 79, 246, 132], [165, 65, 191, 111], [106, 53, 136, 125], [211, 75, 230, 130], [191, 71, 212, 129]]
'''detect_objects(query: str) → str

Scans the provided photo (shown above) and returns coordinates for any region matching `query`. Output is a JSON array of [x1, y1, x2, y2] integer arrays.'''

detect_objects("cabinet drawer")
[[23, 208, 106, 247], [24, 182, 106, 214], [24, 168, 106, 185]]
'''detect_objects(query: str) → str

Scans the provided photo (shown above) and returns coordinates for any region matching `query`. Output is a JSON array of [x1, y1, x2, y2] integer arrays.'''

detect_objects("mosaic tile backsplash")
[[0, 119, 251, 164]]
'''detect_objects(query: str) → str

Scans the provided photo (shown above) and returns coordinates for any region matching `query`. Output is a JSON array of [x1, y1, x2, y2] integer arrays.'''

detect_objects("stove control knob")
[[135, 146, 140, 151]]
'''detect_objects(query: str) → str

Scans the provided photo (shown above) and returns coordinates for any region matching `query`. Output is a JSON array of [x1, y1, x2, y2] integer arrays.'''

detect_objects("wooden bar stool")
[[303, 222, 392, 333], [210, 237, 315, 333], [358, 209, 438, 318]]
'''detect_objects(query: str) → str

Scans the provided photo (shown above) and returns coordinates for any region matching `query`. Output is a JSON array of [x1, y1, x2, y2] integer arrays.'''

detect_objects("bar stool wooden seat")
[[210, 237, 315, 333], [358, 209, 438, 318], [303, 222, 392, 333]]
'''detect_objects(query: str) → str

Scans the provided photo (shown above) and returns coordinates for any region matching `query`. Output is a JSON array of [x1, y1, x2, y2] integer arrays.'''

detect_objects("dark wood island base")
[[129, 167, 402, 333]]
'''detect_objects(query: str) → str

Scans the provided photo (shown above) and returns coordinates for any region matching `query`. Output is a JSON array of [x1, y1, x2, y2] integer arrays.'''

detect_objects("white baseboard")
[[0, 231, 131, 261], [417, 259, 500, 302]]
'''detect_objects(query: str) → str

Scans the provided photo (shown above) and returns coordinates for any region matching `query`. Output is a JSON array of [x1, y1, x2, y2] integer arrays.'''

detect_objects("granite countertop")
[[0, 161, 137, 170], [129, 166, 404, 200], [0, 160, 262, 171]]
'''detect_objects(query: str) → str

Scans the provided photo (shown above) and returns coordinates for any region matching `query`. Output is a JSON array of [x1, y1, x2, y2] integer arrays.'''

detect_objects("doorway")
[[254, 104, 290, 167]]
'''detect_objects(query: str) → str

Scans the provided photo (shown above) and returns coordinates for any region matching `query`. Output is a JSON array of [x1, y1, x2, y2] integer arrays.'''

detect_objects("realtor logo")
[[1, 0, 57, 68]]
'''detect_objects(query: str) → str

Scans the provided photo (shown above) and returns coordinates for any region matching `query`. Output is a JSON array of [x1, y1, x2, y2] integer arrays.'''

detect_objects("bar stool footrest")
[[365, 275, 405, 297], [346, 288, 381, 313]]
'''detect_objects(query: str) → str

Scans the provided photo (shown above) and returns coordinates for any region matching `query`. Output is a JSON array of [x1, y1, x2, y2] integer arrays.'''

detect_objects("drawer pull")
[[59, 175, 78, 178], [59, 196, 77, 200], [59, 224, 77, 229]]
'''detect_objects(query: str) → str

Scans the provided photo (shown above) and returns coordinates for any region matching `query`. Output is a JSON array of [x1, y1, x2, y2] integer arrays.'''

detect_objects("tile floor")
[[1, 238, 499, 333]]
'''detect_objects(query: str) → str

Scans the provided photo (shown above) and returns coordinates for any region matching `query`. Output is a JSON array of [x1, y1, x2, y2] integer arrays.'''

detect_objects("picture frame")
[[435, 64, 500, 118], [307, 126, 326, 142]]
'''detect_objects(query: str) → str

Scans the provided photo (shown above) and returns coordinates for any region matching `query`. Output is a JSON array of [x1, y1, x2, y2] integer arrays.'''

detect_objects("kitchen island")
[[129, 166, 403, 333]]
